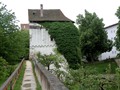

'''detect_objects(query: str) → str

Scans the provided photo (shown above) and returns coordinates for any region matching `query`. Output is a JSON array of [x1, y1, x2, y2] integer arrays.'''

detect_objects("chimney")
[[40, 4, 43, 17]]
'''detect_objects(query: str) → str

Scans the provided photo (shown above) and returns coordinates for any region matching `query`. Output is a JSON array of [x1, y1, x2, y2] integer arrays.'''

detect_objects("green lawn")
[[14, 62, 26, 90], [32, 62, 42, 90], [84, 59, 118, 74]]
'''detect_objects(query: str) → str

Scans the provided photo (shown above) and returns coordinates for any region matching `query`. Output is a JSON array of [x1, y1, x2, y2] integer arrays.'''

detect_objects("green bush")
[[0, 57, 8, 80], [64, 66, 118, 90]]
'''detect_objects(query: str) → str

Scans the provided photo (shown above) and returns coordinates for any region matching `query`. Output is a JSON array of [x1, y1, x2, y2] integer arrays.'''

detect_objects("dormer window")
[[33, 12, 35, 15], [32, 11, 36, 15]]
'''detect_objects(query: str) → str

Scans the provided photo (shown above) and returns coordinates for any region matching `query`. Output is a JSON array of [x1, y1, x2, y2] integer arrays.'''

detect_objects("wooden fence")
[[0, 59, 24, 90]]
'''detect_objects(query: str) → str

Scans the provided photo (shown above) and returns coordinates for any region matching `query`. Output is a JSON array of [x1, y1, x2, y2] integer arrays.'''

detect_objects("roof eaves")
[[104, 23, 118, 29]]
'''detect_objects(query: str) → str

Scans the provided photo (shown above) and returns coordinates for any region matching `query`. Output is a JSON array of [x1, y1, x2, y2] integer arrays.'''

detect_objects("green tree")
[[115, 6, 120, 52], [76, 10, 112, 62], [0, 57, 8, 80], [16, 30, 29, 60], [0, 2, 29, 64], [38, 53, 57, 71], [37, 49, 65, 71]]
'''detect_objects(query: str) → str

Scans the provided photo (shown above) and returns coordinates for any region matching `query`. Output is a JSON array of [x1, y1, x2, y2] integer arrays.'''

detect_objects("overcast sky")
[[1, 0, 120, 27]]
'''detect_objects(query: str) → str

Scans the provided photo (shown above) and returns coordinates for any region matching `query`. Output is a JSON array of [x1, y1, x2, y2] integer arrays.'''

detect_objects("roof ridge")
[[28, 9, 61, 10]]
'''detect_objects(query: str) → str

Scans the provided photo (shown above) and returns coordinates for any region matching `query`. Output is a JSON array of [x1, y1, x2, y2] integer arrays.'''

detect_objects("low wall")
[[32, 58, 68, 90]]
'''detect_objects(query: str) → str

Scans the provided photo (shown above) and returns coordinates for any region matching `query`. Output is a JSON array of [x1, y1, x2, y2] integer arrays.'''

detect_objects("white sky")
[[1, 0, 120, 27]]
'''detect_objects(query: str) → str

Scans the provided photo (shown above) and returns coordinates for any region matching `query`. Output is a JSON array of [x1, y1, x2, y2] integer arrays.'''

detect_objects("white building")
[[99, 23, 119, 60], [28, 5, 73, 58], [28, 5, 119, 60]]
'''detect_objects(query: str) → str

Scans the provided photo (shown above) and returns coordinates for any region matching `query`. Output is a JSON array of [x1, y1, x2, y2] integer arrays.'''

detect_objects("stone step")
[[21, 60, 36, 90]]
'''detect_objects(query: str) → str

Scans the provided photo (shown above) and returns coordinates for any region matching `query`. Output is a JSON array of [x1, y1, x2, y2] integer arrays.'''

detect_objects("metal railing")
[[0, 59, 24, 90], [32, 58, 69, 90]]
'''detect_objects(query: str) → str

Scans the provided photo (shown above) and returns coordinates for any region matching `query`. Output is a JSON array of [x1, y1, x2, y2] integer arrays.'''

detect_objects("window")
[[32, 11, 36, 15], [50, 37, 54, 41], [33, 12, 35, 15]]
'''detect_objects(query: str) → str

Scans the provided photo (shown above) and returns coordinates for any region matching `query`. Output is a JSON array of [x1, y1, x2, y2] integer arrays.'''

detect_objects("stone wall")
[[33, 59, 68, 90]]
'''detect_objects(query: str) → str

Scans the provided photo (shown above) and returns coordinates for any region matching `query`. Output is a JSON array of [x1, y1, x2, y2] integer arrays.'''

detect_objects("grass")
[[84, 59, 118, 74], [32, 61, 42, 90], [0, 78, 8, 87], [14, 61, 26, 90], [0, 64, 19, 87]]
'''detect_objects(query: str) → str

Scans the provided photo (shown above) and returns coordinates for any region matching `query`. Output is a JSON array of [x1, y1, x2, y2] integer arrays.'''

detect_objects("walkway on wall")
[[21, 60, 36, 90], [0, 59, 68, 90]]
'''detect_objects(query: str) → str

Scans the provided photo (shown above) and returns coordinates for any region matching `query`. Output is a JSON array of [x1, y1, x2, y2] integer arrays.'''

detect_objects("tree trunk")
[[86, 53, 94, 62]]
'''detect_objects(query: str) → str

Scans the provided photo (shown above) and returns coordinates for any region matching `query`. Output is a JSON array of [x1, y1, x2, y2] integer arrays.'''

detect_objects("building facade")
[[99, 23, 119, 60], [29, 23, 56, 56], [28, 5, 119, 60], [28, 4, 73, 58]]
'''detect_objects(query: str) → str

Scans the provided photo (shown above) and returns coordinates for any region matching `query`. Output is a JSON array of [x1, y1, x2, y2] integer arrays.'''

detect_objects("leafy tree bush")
[[16, 30, 29, 60], [37, 49, 68, 81], [0, 2, 29, 64], [37, 49, 66, 71], [37, 53, 57, 71], [76, 10, 112, 62], [40, 22, 81, 69], [0, 57, 8, 79], [115, 6, 120, 52], [63, 66, 118, 90]]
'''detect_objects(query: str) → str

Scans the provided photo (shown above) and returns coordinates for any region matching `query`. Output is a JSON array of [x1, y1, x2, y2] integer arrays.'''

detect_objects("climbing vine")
[[40, 22, 81, 69]]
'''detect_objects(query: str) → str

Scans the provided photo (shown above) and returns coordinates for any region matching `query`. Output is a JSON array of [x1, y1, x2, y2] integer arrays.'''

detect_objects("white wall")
[[29, 23, 56, 58], [99, 24, 119, 60], [29, 23, 120, 60]]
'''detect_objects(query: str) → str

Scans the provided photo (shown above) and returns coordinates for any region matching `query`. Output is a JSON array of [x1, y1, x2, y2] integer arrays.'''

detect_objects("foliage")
[[0, 57, 8, 80], [63, 65, 119, 90], [16, 30, 29, 60], [0, 2, 29, 86], [40, 22, 81, 69], [37, 53, 57, 71], [76, 10, 112, 62], [84, 60, 117, 74], [37, 49, 69, 82], [32, 61, 42, 90], [37, 49, 65, 71], [0, 2, 29, 64], [14, 62, 26, 90], [0, 56, 19, 86], [115, 6, 120, 51]]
